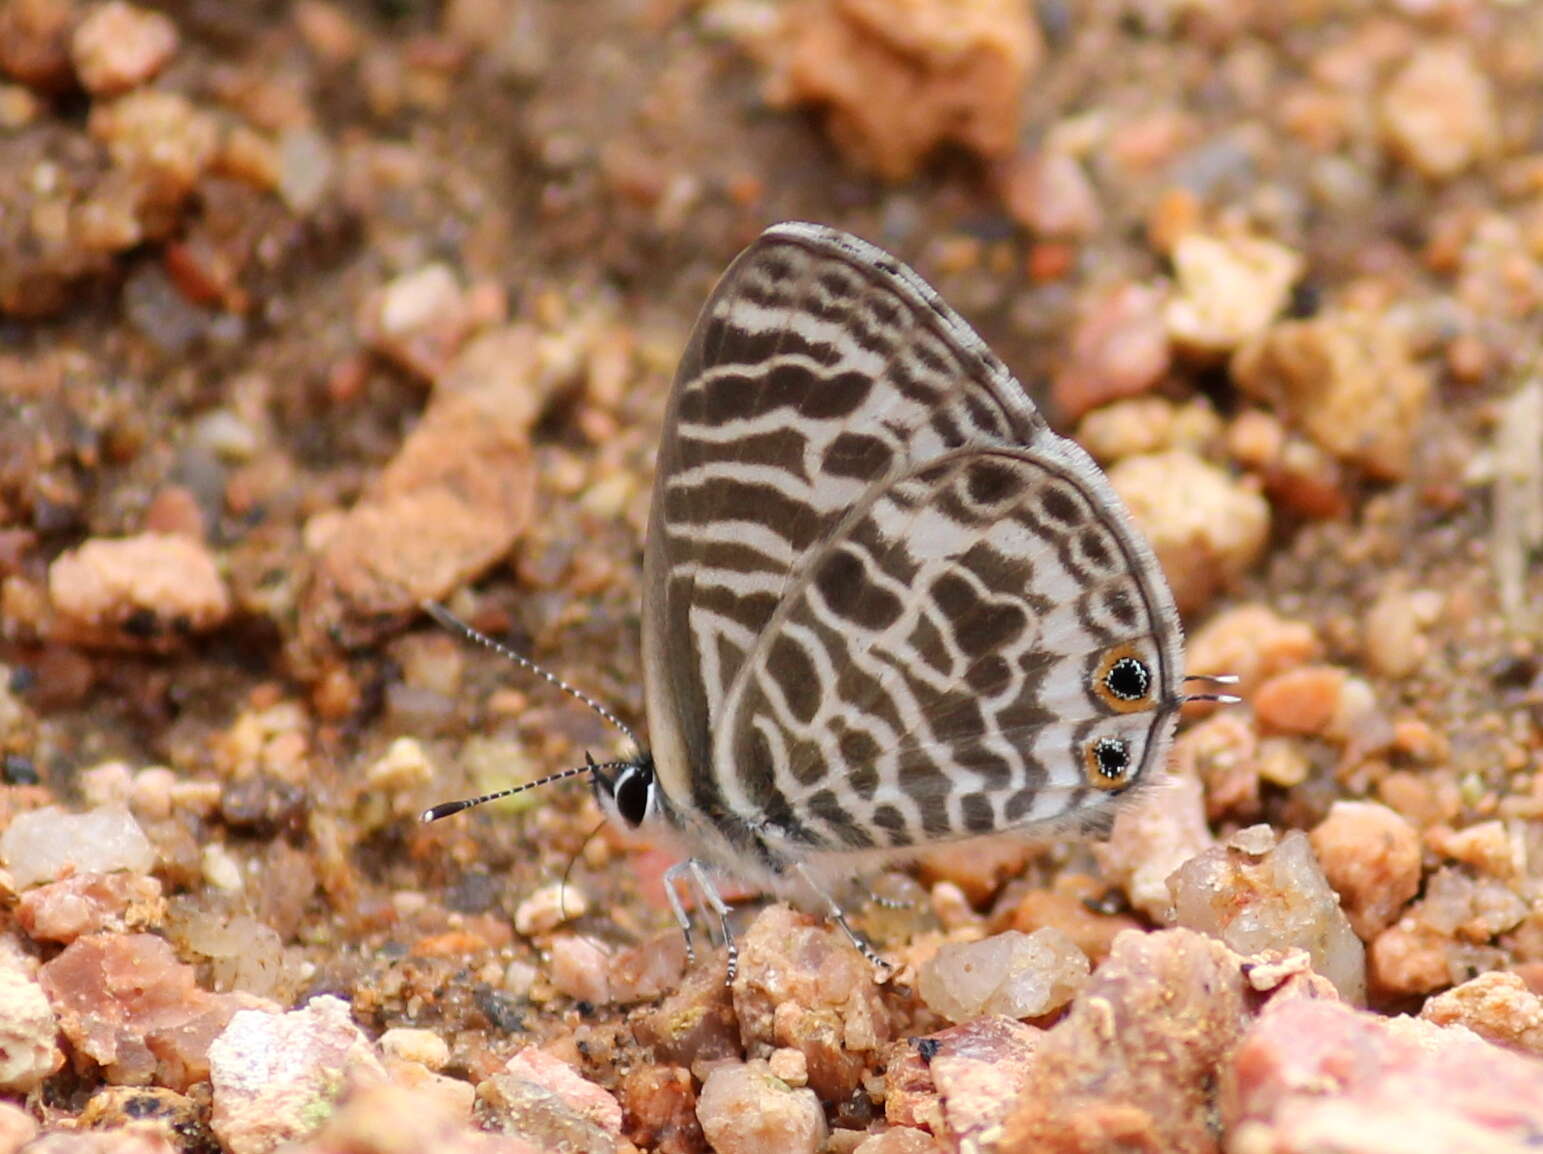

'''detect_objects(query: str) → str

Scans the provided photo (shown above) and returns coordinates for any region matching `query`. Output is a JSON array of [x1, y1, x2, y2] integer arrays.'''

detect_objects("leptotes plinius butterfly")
[[426, 223, 1234, 975]]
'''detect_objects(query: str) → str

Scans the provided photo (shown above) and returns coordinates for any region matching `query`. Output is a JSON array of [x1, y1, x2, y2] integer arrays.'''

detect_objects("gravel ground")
[[2, 2, 1543, 1152]]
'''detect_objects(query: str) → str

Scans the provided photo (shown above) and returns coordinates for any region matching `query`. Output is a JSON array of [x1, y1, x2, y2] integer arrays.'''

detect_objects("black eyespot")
[[1105, 657, 1151, 702], [613, 764, 651, 827], [1093, 737, 1130, 779]]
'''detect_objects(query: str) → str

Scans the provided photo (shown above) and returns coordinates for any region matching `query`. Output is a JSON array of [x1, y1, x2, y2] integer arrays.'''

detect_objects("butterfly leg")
[[687, 859, 740, 984], [795, 863, 893, 976], [661, 861, 697, 966]]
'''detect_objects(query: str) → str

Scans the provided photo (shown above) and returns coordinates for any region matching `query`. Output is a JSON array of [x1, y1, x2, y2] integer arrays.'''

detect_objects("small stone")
[[766, 1047, 808, 1087], [41, 932, 261, 1091], [48, 533, 232, 649], [379, 1027, 451, 1070], [16, 869, 165, 943], [0, 0, 77, 92], [1379, 43, 1498, 180], [499, 1048, 622, 1134], [1427, 820, 1521, 880], [476, 1071, 616, 1154], [915, 836, 1033, 906], [761, 0, 1042, 180], [1229, 997, 1543, 1147], [618, 1065, 702, 1154], [917, 928, 1089, 1024], [0, 805, 156, 889], [696, 1059, 826, 1154], [854, 1128, 943, 1154], [365, 736, 437, 793], [1362, 585, 1442, 679], [1254, 664, 1365, 738], [1053, 283, 1171, 420], [513, 882, 586, 936], [1233, 310, 1432, 481], [1075, 397, 1221, 462], [357, 264, 473, 382], [1185, 604, 1321, 693], [70, 1, 178, 95], [88, 90, 220, 197], [731, 905, 892, 1102], [0, 1100, 38, 1150], [997, 873, 1141, 965], [1107, 450, 1268, 614], [548, 934, 612, 1006], [1000, 150, 1102, 240], [998, 929, 1252, 1151], [886, 1015, 1040, 1143], [1309, 802, 1421, 940], [1168, 826, 1367, 1004], [209, 996, 388, 1154], [1420, 972, 1543, 1058], [0, 958, 64, 1092], [1093, 773, 1214, 922], [276, 127, 337, 216], [1164, 232, 1302, 354]]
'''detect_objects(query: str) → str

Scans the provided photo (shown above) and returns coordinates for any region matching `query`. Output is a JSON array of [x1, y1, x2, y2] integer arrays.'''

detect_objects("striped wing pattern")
[[642, 223, 1183, 873]]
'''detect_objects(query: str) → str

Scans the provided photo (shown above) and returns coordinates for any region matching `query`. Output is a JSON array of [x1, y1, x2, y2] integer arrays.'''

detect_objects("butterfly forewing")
[[642, 222, 1183, 872]]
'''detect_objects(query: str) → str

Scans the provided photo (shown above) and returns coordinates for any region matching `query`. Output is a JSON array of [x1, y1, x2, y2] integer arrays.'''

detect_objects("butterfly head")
[[590, 752, 657, 831]]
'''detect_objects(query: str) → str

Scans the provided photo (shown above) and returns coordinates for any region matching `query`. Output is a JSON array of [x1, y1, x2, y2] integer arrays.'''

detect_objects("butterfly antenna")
[[1181, 673, 1242, 706], [560, 816, 610, 922], [422, 600, 640, 749], [420, 758, 635, 823]]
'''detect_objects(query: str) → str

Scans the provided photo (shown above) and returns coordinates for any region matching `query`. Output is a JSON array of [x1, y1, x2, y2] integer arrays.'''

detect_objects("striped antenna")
[[420, 756, 635, 823], [421, 600, 640, 749]]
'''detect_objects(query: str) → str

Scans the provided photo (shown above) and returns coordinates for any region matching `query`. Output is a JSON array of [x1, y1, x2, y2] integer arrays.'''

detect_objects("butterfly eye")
[[1092, 647, 1155, 712], [612, 765, 652, 828], [1084, 736, 1133, 790]]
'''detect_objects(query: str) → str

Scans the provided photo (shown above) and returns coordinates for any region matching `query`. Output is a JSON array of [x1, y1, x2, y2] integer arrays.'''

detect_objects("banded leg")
[[795, 863, 893, 976]]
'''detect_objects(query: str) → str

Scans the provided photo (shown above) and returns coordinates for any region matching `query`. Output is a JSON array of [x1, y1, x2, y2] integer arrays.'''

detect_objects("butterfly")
[[424, 223, 1235, 977]]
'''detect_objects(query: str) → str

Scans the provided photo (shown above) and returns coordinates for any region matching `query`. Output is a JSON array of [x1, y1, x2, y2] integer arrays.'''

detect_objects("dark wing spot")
[[1038, 485, 1083, 527], [816, 547, 904, 630], [965, 459, 1020, 507], [823, 431, 894, 480], [960, 791, 995, 833], [1105, 657, 1151, 701], [768, 636, 820, 724]]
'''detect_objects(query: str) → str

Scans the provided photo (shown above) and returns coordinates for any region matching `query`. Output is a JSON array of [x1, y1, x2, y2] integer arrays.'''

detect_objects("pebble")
[[379, 1027, 451, 1070], [1052, 283, 1171, 419], [999, 150, 1102, 240], [208, 997, 387, 1154], [513, 882, 586, 936], [999, 929, 1252, 1151], [47, 533, 232, 648], [0, 0, 76, 92], [88, 90, 220, 197], [1107, 449, 1270, 613], [498, 1048, 622, 1134], [0, 805, 155, 889], [1233, 310, 1432, 480], [547, 934, 613, 1006], [1169, 826, 1367, 1004], [696, 1059, 827, 1154], [1379, 43, 1498, 180], [1420, 971, 1543, 1058], [1093, 772, 1214, 922], [0, 956, 64, 1092], [886, 1015, 1040, 1144], [476, 1070, 617, 1154], [1075, 397, 1220, 462], [917, 928, 1089, 1024], [1362, 584, 1443, 679], [1230, 996, 1543, 1149], [70, 1, 178, 95], [1308, 801, 1422, 940], [1164, 232, 1302, 354], [42, 932, 263, 1091], [364, 736, 437, 794], [0, 1100, 38, 1150], [761, 0, 1041, 179], [1185, 604, 1321, 693], [357, 263, 474, 382], [730, 905, 893, 1102], [996, 873, 1141, 965], [1252, 664, 1352, 737], [15, 870, 165, 943]]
